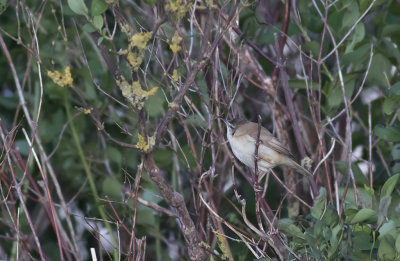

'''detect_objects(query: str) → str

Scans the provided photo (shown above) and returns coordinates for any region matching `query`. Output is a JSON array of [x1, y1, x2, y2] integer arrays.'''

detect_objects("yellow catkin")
[[127, 51, 144, 69], [172, 69, 179, 82], [130, 32, 152, 50], [136, 134, 149, 151], [169, 31, 182, 53], [116, 76, 158, 109], [216, 231, 231, 261], [47, 66, 73, 87], [166, 0, 190, 18], [126, 32, 152, 70]]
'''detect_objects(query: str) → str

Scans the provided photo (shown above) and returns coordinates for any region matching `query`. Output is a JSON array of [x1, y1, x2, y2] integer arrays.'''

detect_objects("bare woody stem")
[[253, 115, 264, 232], [143, 155, 208, 261], [273, 34, 319, 197]]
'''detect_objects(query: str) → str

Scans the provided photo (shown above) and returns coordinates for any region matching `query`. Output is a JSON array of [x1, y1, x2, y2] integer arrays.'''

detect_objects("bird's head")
[[220, 118, 248, 136]]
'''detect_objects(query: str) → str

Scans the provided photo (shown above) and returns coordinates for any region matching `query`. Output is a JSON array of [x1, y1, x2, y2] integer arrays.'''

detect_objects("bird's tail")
[[284, 158, 312, 177]]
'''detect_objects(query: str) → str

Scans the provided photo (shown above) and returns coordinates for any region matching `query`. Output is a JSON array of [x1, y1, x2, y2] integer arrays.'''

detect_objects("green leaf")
[[0, 96, 18, 109], [327, 73, 357, 109], [136, 204, 156, 226], [381, 174, 399, 197], [353, 231, 373, 251], [106, 147, 122, 165], [391, 144, 400, 160], [343, 208, 358, 217], [383, 40, 400, 66], [342, 43, 370, 67], [338, 187, 375, 208], [303, 41, 320, 57], [102, 178, 121, 200], [378, 220, 396, 239], [390, 82, 400, 95], [311, 187, 327, 219], [377, 196, 391, 227], [329, 224, 342, 253], [288, 79, 319, 90], [341, 1, 359, 29], [367, 54, 393, 86], [277, 218, 306, 242], [142, 189, 162, 204], [350, 208, 376, 224], [92, 15, 104, 30], [383, 95, 400, 115], [83, 23, 97, 33], [395, 234, 400, 253], [0, 0, 7, 15], [335, 161, 369, 186], [91, 0, 108, 16], [67, 0, 89, 16], [38, 109, 65, 143], [382, 24, 400, 38], [345, 23, 365, 53], [363, 184, 374, 197], [82, 81, 97, 100], [153, 149, 173, 170], [97, 37, 104, 45], [374, 125, 400, 142], [378, 236, 396, 261], [15, 140, 30, 156]]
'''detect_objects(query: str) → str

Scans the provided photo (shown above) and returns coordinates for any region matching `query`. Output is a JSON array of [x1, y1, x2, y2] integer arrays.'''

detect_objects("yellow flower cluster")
[[136, 134, 156, 152], [127, 52, 143, 69], [216, 230, 230, 260], [47, 66, 73, 87], [166, 0, 190, 18], [117, 76, 158, 109], [130, 32, 152, 50], [172, 69, 179, 82], [169, 31, 182, 53], [125, 32, 152, 70], [136, 134, 149, 151]]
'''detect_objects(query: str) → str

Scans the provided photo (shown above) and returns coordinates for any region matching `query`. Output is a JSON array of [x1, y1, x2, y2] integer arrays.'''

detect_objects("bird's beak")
[[220, 118, 228, 124], [220, 118, 233, 130]]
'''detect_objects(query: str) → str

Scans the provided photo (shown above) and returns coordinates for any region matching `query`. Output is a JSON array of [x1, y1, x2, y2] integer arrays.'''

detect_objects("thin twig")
[[0, 32, 80, 259], [143, 155, 208, 260], [274, 34, 319, 197], [253, 115, 264, 232]]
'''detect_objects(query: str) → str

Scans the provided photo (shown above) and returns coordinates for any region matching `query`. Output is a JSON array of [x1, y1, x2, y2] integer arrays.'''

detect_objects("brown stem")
[[272, 0, 290, 80], [143, 155, 208, 260], [274, 35, 319, 197], [253, 116, 264, 232]]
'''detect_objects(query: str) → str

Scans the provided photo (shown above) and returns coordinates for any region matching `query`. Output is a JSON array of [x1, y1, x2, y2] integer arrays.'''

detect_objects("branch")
[[253, 115, 264, 232], [143, 155, 208, 261], [274, 34, 319, 197]]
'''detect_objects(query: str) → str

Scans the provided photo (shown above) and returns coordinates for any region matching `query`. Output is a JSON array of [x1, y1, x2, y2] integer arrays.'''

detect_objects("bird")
[[221, 118, 312, 177]]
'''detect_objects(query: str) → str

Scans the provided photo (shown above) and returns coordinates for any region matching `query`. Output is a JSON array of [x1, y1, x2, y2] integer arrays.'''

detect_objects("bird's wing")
[[235, 122, 294, 158]]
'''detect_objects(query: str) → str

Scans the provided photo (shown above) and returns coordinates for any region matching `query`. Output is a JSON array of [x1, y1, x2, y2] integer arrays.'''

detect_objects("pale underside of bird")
[[224, 119, 311, 177]]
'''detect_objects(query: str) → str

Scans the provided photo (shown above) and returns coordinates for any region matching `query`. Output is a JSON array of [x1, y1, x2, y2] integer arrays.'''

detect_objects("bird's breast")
[[228, 134, 279, 171], [228, 134, 256, 168]]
